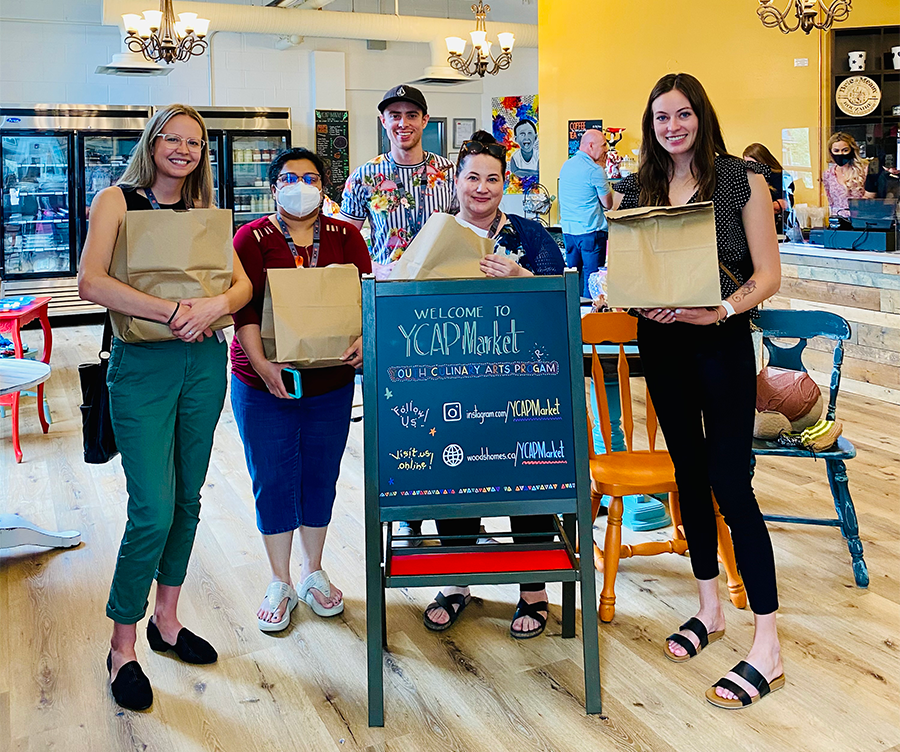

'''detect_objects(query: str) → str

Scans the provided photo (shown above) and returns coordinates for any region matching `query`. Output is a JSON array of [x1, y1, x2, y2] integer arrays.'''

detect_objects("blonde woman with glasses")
[[79, 103, 252, 712]]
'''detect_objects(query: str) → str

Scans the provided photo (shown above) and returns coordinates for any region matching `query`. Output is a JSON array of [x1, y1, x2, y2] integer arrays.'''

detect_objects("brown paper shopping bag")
[[108, 208, 234, 342], [389, 213, 493, 280], [263, 264, 362, 368], [605, 202, 721, 309]]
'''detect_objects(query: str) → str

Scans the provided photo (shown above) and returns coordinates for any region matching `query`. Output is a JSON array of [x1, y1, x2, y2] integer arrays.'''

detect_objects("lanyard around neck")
[[488, 209, 504, 238], [388, 154, 431, 235], [276, 213, 321, 268], [143, 187, 162, 210]]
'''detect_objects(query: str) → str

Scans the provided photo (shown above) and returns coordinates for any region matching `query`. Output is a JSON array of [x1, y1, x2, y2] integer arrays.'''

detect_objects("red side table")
[[0, 296, 52, 462]]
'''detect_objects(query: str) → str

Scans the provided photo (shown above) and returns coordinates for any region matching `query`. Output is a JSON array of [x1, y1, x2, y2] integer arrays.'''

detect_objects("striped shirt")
[[340, 152, 456, 265]]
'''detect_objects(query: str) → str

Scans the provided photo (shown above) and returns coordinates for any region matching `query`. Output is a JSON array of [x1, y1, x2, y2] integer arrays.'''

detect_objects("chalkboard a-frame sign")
[[362, 271, 601, 725]]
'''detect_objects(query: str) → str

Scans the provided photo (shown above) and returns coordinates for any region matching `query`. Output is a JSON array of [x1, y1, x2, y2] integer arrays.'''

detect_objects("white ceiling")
[[189, 0, 538, 25], [325, 0, 537, 24]]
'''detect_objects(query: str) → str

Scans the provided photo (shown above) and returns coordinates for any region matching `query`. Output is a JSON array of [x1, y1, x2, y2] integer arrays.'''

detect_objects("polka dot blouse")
[[614, 155, 769, 302]]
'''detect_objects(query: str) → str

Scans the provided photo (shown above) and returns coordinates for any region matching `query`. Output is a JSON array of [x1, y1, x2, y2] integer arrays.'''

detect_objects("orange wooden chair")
[[582, 312, 746, 622]]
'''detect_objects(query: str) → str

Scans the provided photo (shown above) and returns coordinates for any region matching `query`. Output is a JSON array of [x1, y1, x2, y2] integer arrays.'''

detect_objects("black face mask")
[[832, 153, 853, 166]]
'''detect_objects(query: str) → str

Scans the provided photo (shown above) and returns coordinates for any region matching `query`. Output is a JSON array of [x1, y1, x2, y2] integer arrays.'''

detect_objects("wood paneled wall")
[[770, 252, 900, 404]]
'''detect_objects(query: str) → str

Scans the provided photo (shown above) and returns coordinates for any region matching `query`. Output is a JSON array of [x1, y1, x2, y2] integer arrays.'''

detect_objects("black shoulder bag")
[[78, 313, 118, 464]]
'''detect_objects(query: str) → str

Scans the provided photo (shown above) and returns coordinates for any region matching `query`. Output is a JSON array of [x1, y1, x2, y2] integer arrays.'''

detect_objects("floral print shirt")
[[822, 163, 866, 218], [340, 152, 456, 265]]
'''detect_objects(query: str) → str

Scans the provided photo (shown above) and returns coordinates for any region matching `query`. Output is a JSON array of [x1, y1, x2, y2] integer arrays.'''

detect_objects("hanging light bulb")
[[445, 36, 467, 56], [497, 32, 515, 53]]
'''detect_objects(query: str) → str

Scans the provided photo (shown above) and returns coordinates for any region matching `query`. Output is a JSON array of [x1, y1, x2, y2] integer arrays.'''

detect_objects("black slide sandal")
[[423, 591, 472, 632], [509, 598, 548, 639], [663, 616, 725, 663], [706, 660, 786, 709]]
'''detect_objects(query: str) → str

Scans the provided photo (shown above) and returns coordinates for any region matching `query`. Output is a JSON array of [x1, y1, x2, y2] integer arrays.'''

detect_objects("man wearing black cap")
[[340, 84, 456, 547], [340, 84, 456, 273]]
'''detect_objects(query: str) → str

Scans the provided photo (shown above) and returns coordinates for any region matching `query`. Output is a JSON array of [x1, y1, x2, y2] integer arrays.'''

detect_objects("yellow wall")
[[539, 1, 898, 214]]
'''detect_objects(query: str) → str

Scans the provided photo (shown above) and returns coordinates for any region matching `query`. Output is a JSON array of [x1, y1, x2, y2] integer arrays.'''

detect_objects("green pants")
[[106, 335, 227, 624]]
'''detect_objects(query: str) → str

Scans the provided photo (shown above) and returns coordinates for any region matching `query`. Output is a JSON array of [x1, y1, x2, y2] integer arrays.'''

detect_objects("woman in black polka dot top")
[[612, 73, 783, 710]]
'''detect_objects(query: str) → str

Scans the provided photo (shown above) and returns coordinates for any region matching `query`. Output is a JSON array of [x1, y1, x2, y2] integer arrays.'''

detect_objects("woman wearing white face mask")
[[230, 148, 372, 632]]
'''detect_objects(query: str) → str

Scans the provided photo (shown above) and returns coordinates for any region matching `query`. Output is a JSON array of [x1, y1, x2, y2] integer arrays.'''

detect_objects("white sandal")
[[257, 581, 298, 633], [298, 570, 344, 617]]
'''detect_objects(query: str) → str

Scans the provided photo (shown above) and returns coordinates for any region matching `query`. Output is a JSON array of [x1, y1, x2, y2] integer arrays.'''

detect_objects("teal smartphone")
[[281, 368, 302, 399]]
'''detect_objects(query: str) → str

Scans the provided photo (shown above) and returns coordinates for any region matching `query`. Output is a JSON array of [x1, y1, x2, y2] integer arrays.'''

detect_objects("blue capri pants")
[[231, 377, 354, 534]]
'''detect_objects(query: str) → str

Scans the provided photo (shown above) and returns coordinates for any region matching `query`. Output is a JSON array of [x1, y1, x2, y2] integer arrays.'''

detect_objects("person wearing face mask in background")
[[823, 132, 876, 222], [230, 148, 372, 633]]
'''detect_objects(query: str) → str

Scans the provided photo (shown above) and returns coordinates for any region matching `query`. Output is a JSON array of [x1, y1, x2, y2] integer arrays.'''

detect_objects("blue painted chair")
[[753, 309, 868, 588]]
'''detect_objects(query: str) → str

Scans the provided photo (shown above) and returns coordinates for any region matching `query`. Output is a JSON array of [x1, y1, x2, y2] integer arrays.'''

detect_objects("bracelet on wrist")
[[166, 302, 180, 325], [721, 299, 737, 319]]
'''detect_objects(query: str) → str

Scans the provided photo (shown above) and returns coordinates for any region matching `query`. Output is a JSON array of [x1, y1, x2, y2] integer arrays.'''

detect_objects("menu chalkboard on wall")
[[315, 109, 350, 204], [372, 284, 578, 509]]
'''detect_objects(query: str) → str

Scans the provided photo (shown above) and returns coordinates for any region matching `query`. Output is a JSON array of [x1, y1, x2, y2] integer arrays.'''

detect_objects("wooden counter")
[[770, 242, 900, 404]]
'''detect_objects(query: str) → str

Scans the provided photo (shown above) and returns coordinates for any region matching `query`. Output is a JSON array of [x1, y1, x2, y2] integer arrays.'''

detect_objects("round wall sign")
[[836, 76, 882, 117]]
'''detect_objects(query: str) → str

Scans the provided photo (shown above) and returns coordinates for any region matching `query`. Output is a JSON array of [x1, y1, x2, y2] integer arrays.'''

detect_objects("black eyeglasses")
[[459, 140, 507, 161]]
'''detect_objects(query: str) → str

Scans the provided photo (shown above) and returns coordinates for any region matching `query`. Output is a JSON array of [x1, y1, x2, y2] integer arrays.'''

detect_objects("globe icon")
[[442, 444, 464, 467]]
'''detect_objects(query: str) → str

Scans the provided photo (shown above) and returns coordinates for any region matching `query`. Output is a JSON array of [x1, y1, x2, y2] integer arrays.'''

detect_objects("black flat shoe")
[[147, 618, 218, 664], [107, 651, 153, 711]]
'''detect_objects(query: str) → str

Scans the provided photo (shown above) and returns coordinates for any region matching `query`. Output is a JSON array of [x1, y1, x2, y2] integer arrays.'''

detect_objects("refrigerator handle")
[[69, 133, 79, 275], [222, 133, 233, 211]]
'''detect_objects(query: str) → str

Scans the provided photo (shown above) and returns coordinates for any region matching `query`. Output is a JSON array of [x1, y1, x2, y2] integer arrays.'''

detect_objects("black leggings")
[[637, 314, 778, 615], [435, 515, 556, 591]]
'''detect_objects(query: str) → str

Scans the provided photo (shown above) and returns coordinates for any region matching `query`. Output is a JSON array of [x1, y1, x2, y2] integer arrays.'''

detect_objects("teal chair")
[[752, 309, 868, 588]]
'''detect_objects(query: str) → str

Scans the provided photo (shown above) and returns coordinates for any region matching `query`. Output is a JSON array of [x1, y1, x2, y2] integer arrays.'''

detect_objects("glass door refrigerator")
[[193, 107, 292, 231], [80, 131, 143, 243], [1, 105, 150, 316], [1, 132, 74, 280]]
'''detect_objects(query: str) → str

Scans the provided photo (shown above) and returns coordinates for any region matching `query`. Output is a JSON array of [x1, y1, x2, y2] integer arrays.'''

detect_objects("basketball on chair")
[[754, 366, 823, 439]]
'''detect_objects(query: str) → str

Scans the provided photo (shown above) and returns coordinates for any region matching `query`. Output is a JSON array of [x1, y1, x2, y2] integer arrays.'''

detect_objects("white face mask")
[[276, 182, 321, 218]]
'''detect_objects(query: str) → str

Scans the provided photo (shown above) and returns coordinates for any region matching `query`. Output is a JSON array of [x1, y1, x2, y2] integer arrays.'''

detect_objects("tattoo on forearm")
[[731, 279, 756, 303]]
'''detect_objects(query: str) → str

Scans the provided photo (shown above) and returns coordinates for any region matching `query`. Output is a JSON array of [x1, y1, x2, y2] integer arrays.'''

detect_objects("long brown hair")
[[637, 73, 730, 206], [118, 104, 213, 208], [743, 142, 783, 173]]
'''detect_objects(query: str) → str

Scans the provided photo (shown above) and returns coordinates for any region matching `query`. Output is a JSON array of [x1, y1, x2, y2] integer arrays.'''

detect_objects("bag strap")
[[719, 261, 741, 288], [101, 312, 113, 357]]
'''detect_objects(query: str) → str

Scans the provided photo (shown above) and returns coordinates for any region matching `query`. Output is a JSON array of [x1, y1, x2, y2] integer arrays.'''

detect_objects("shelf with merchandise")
[[11, 163, 68, 169], [5, 246, 69, 253], [5, 218, 68, 225]]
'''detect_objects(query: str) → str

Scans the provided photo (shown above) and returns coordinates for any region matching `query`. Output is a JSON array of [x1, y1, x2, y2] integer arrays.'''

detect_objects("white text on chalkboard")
[[398, 319, 524, 358]]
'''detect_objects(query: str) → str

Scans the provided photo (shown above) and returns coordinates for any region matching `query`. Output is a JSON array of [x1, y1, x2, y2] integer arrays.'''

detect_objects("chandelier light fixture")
[[122, 0, 211, 65], [445, 2, 515, 78], [757, 0, 851, 34]]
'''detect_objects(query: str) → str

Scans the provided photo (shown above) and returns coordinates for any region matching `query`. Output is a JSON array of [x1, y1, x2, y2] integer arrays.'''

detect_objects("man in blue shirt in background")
[[558, 130, 612, 297]]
